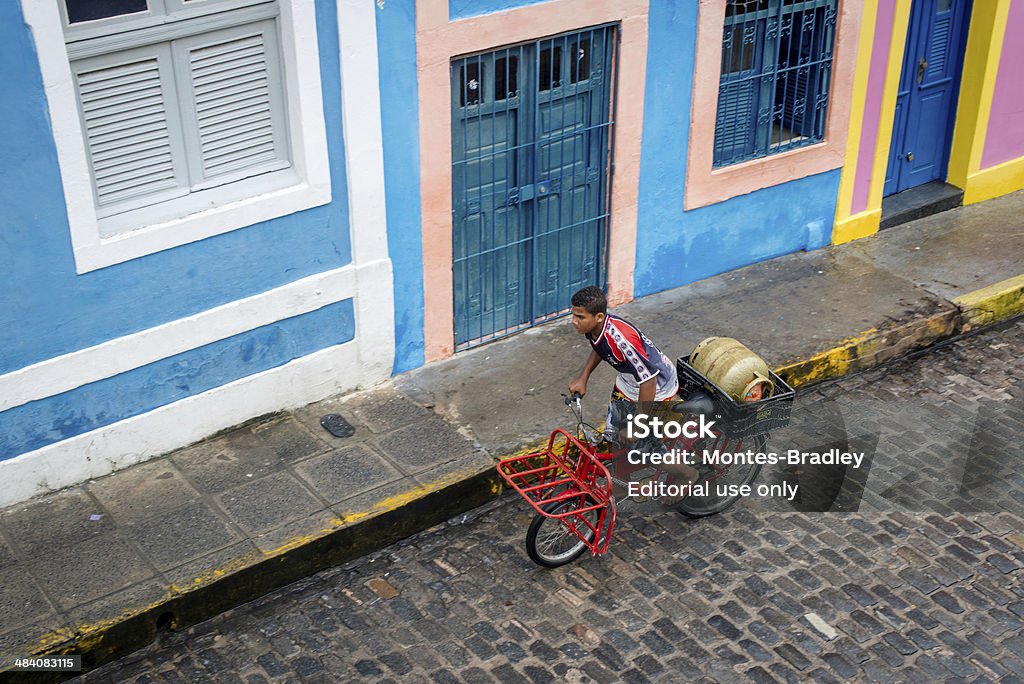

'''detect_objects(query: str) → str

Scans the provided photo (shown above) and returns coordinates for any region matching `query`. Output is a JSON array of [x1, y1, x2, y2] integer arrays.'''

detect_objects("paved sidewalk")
[[2, 191, 1022, 676]]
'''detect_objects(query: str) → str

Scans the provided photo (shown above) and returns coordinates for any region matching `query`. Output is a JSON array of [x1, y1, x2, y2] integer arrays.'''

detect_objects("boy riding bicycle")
[[566, 286, 700, 498]]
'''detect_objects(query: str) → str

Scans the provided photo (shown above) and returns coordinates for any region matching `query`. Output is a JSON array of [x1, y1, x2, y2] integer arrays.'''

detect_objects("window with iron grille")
[[714, 0, 838, 167], [60, 0, 290, 236]]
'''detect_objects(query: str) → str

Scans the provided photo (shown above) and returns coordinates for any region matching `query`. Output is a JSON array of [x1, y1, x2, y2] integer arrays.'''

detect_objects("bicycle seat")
[[670, 391, 716, 417]]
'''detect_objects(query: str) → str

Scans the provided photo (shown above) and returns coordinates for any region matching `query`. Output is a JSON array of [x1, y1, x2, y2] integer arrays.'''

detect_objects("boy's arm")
[[568, 349, 602, 397], [637, 376, 657, 415]]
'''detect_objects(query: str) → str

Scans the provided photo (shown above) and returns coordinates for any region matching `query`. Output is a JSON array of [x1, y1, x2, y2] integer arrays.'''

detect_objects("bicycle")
[[497, 360, 793, 568]]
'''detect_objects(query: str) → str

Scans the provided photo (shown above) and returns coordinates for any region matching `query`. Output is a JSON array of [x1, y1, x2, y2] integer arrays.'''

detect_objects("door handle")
[[917, 57, 928, 84]]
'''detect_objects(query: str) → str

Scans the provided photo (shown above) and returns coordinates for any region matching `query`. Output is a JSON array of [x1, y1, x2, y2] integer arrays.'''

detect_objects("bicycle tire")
[[525, 498, 600, 568], [677, 433, 767, 518]]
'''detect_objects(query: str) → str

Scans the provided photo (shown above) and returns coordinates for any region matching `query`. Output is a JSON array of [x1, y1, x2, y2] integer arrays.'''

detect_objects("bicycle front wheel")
[[677, 433, 767, 518], [525, 499, 600, 568]]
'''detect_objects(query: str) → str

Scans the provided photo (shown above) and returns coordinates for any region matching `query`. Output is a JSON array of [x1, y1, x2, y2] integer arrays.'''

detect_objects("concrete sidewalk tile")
[[250, 415, 332, 463], [331, 477, 423, 526], [123, 501, 242, 572], [171, 435, 285, 495], [0, 488, 114, 557], [632, 251, 926, 368], [454, 391, 561, 455], [292, 443, 404, 505], [844, 191, 1024, 301], [215, 471, 325, 536], [87, 458, 202, 523], [394, 335, 597, 454], [162, 541, 263, 592], [28, 532, 154, 610], [413, 452, 496, 491], [0, 566, 55, 632], [375, 416, 478, 474], [953, 275, 1024, 328], [292, 396, 374, 444], [346, 389, 433, 434], [64, 579, 168, 629], [0, 621, 61, 663], [251, 511, 343, 556], [0, 533, 17, 570]]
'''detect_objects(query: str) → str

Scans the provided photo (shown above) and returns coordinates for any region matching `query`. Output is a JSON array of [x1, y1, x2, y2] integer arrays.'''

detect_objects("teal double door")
[[451, 26, 616, 350]]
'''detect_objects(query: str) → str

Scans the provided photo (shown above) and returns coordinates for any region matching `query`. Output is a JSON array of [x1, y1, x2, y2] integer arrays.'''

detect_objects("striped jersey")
[[587, 314, 678, 401]]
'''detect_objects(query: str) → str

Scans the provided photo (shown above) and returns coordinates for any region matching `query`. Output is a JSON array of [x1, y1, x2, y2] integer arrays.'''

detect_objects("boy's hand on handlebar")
[[567, 376, 587, 398]]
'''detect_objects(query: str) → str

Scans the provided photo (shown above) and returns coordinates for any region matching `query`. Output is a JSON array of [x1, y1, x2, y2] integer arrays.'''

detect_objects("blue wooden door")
[[884, 0, 970, 196], [531, 31, 612, 321], [452, 27, 616, 350], [451, 49, 531, 348]]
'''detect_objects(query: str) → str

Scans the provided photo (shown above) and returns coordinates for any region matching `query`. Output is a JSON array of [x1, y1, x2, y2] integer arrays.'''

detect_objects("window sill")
[[97, 165, 297, 237], [74, 174, 330, 273]]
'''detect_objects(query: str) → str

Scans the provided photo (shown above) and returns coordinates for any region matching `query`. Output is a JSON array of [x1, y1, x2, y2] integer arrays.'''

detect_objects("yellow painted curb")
[[952, 274, 1024, 328], [775, 278, 1024, 390], [775, 308, 959, 388]]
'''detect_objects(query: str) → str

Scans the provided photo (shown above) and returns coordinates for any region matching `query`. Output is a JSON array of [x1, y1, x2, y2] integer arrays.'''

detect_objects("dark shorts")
[[603, 387, 634, 443], [603, 387, 685, 446]]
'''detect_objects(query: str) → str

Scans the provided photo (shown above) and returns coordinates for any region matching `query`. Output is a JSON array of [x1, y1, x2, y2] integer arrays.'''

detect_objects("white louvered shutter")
[[176, 20, 290, 189], [73, 46, 189, 216]]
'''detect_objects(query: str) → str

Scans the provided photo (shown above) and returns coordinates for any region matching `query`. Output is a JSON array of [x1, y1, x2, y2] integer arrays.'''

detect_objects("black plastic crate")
[[676, 358, 795, 437]]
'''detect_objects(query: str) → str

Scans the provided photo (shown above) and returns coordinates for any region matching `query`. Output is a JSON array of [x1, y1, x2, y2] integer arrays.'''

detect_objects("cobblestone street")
[[81, 320, 1024, 683]]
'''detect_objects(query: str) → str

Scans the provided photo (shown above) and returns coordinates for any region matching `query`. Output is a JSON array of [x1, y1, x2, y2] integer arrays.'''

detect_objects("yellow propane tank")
[[690, 337, 745, 376], [690, 337, 773, 402]]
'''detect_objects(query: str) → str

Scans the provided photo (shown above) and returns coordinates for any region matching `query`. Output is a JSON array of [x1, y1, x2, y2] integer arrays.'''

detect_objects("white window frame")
[[23, 0, 330, 273]]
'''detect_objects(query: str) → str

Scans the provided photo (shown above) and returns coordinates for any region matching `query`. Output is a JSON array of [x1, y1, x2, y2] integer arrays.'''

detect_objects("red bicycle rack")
[[496, 428, 616, 556]]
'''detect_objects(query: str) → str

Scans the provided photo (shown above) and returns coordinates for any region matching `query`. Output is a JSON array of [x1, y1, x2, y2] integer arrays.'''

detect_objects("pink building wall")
[[851, 0, 896, 215], [981, 0, 1024, 169]]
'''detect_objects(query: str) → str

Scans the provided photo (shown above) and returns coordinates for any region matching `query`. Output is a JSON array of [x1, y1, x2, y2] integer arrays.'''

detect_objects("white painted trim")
[[337, 0, 389, 266], [21, 0, 331, 273], [0, 341, 385, 508], [336, 1, 395, 378], [0, 263, 394, 411], [353, 258, 395, 381]]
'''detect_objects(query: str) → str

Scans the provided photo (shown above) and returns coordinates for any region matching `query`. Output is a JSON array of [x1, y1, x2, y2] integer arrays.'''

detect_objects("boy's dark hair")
[[571, 286, 607, 315]]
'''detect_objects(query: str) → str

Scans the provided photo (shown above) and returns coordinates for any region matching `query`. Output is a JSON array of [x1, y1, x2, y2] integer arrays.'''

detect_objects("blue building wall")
[[0, 300, 355, 457], [376, 2, 425, 374], [449, 0, 549, 21], [633, 0, 839, 297], [381, 0, 842, 373], [0, 0, 352, 377]]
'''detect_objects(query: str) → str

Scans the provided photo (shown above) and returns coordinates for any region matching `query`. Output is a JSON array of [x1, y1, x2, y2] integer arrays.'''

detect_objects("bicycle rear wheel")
[[525, 499, 600, 568], [677, 433, 767, 518]]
